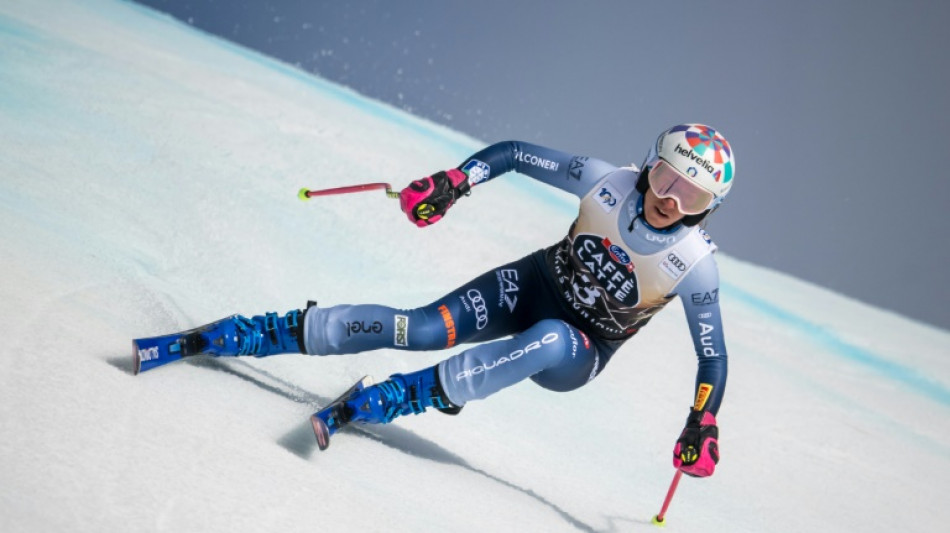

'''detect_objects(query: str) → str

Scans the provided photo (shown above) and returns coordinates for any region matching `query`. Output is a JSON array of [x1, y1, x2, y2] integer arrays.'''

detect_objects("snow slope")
[[1, 1, 948, 531]]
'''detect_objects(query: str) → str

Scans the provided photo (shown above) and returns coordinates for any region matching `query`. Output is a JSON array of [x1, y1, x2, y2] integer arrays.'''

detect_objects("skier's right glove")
[[673, 409, 719, 478], [399, 169, 470, 227]]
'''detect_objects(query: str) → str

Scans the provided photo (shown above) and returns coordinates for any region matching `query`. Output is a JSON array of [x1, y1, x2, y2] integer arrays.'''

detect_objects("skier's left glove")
[[399, 169, 471, 227], [673, 409, 719, 477]]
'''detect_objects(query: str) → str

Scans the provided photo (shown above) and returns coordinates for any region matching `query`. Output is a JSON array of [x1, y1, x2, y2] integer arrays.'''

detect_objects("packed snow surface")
[[1, 1, 948, 531]]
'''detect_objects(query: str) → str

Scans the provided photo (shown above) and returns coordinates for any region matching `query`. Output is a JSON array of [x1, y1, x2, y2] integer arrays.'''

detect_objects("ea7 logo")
[[691, 290, 719, 306], [569, 156, 588, 180], [497, 269, 519, 312]]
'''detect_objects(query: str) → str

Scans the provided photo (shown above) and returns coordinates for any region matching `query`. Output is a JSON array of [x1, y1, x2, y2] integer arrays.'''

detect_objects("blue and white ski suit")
[[303, 141, 729, 414]]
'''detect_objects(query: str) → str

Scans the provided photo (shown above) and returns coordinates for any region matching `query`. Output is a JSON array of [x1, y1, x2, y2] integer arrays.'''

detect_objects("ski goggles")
[[647, 160, 715, 215]]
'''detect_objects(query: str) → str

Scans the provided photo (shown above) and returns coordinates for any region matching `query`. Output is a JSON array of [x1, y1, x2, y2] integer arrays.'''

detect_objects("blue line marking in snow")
[[722, 281, 950, 406]]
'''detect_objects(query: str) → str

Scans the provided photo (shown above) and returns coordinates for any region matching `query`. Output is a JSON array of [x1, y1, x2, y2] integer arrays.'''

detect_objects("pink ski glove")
[[399, 169, 470, 227], [673, 410, 720, 477]]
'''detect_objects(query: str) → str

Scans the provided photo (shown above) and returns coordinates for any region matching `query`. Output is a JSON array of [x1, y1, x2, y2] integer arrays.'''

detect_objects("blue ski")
[[132, 315, 240, 374]]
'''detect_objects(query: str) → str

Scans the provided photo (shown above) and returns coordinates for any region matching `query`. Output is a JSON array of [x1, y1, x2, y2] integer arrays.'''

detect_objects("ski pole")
[[298, 182, 400, 200], [652, 469, 683, 527]]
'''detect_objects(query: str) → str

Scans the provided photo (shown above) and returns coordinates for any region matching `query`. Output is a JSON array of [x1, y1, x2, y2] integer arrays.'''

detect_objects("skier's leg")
[[315, 319, 600, 437], [162, 259, 522, 361], [176, 252, 545, 360], [438, 318, 602, 404], [302, 259, 543, 356], [160, 257, 525, 361]]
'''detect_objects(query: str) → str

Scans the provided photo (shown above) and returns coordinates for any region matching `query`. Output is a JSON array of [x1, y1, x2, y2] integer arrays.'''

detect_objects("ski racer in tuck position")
[[134, 123, 734, 478]]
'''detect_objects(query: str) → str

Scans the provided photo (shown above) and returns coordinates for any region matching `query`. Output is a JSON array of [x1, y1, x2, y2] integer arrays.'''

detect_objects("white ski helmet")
[[637, 124, 735, 221]]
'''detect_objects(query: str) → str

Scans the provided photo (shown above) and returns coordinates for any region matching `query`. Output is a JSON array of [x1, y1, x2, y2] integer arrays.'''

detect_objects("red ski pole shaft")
[[652, 470, 683, 526], [298, 182, 399, 200]]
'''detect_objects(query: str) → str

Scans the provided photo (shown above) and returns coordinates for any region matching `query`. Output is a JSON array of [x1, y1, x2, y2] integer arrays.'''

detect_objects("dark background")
[[133, 0, 950, 331]]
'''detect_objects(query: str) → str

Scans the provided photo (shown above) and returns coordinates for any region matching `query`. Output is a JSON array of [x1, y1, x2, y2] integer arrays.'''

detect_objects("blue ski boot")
[[192, 310, 306, 357], [133, 308, 307, 374], [311, 367, 461, 450]]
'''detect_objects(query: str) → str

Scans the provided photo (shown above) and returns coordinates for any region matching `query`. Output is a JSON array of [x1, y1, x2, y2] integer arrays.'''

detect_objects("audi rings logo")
[[467, 289, 489, 330], [659, 250, 690, 281], [666, 252, 686, 271]]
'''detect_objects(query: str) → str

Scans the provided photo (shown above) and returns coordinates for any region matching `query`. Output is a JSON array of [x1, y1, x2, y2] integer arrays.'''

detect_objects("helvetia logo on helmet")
[[674, 144, 716, 175], [665, 124, 734, 184], [683, 125, 733, 183]]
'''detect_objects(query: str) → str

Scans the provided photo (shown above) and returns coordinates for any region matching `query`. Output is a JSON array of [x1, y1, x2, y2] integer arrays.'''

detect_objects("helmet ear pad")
[[636, 166, 710, 227]]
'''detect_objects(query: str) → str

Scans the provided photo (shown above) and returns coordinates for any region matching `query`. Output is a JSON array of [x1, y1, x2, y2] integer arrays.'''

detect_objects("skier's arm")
[[457, 140, 617, 198], [668, 254, 727, 477], [675, 254, 728, 416], [400, 141, 617, 226]]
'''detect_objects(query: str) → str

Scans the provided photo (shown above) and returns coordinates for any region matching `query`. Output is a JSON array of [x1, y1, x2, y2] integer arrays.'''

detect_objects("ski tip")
[[298, 187, 311, 201], [132, 340, 141, 376], [311, 414, 330, 451]]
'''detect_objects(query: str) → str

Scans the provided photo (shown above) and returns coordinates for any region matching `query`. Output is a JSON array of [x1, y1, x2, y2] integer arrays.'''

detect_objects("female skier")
[[134, 123, 733, 478]]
